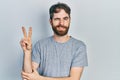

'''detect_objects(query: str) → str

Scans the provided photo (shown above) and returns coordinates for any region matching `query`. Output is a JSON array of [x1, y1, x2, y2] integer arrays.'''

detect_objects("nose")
[[59, 19, 64, 25]]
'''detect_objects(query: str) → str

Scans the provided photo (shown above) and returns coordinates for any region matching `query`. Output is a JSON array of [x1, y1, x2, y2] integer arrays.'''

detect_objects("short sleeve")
[[71, 42, 88, 67], [32, 41, 41, 64]]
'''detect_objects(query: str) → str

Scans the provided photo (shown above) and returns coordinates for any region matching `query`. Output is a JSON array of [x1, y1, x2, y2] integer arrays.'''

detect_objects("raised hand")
[[20, 26, 32, 53]]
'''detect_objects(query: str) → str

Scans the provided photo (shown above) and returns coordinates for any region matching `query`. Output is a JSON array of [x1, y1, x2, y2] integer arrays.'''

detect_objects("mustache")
[[56, 25, 67, 29]]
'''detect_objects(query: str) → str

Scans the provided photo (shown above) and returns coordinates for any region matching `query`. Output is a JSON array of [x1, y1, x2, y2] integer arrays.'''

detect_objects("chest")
[[41, 43, 73, 65]]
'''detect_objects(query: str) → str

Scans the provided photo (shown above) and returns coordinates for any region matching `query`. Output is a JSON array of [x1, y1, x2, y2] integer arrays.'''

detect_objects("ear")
[[69, 17, 71, 22], [49, 19, 52, 25]]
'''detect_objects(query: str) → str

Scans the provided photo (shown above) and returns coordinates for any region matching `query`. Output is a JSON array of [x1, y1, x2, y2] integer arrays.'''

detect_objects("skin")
[[20, 27, 32, 73], [20, 9, 84, 80], [50, 9, 70, 37]]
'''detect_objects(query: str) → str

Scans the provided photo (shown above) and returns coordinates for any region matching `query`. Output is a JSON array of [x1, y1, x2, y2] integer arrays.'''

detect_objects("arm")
[[23, 51, 32, 73], [23, 51, 39, 72], [23, 52, 39, 72], [20, 27, 38, 72], [20, 27, 39, 80], [22, 67, 84, 80], [39, 67, 84, 80], [20, 27, 33, 73]]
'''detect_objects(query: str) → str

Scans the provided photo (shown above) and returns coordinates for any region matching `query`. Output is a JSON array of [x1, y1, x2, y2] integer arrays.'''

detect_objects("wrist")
[[24, 50, 32, 54]]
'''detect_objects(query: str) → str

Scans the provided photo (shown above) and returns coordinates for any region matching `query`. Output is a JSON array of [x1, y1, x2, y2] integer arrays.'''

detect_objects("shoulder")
[[71, 36, 86, 48]]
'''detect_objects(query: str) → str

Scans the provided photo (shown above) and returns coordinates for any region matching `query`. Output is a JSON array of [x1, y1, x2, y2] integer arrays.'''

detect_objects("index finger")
[[22, 26, 27, 38], [28, 27, 32, 38]]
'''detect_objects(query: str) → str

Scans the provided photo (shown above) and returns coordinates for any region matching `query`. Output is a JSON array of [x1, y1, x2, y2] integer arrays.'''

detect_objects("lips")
[[57, 26, 66, 31]]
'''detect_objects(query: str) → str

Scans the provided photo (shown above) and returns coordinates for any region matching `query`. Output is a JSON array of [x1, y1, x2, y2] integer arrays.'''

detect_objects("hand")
[[21, 69, 41, 80], [20, 26, 32, 53]]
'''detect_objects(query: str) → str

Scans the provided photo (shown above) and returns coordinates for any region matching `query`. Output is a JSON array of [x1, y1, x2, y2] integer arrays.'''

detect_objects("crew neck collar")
[[51, 35, 73, 44]]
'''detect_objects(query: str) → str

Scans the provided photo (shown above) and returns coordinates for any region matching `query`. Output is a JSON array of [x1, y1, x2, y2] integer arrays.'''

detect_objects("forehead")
[[53, 9, 69, 18]]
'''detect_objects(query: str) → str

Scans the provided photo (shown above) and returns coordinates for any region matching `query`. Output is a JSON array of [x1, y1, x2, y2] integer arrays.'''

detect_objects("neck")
[[53, 34, 70, 43]]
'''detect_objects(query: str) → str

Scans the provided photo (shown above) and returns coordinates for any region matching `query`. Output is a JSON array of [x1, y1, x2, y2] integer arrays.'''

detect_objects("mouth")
[[57, 26, 66, 31]]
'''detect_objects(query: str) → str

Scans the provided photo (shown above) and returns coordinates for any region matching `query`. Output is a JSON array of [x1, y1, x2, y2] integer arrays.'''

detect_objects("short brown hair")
[[49, 2, 71, 19]]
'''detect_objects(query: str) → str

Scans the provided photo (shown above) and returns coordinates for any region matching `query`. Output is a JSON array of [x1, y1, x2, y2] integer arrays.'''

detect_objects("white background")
[[0, 0, 120, 80]]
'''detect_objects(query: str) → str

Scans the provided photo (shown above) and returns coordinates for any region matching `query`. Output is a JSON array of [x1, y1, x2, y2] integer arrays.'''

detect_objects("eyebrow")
[[54, 16, 69, 19], [63, 16, 69, 19]]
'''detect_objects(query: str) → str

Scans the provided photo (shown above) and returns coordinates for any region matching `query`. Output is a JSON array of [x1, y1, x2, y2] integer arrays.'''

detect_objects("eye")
[[54, 18, 60, 21], [64, 17, 69, 21]]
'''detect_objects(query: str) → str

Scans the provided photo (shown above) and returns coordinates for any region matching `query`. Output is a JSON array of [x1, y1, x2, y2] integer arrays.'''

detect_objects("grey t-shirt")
[[32, 36, 88, 77]]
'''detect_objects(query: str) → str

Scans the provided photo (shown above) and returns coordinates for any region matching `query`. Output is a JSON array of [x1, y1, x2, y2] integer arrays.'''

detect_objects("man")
[[20, 2, 88, 80]]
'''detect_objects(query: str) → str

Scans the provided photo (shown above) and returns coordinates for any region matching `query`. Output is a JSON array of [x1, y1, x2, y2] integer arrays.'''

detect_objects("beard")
[[52, 24, 70, 36]]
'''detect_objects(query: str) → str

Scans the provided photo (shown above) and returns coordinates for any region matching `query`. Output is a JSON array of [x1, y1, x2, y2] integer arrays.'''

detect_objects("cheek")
[[52, 21, 59, 26], [64, 21, 70, 26]]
